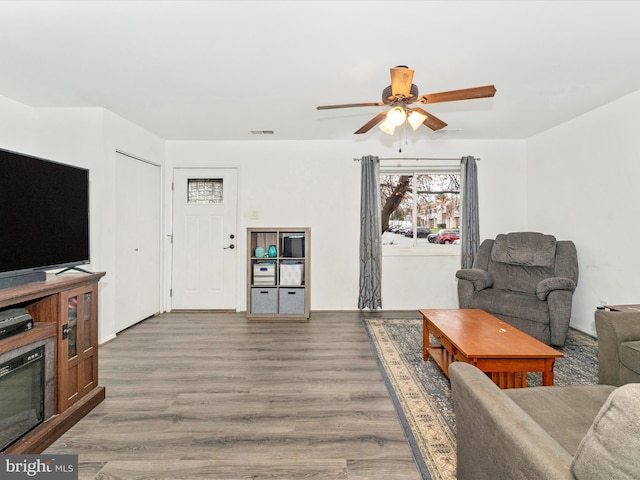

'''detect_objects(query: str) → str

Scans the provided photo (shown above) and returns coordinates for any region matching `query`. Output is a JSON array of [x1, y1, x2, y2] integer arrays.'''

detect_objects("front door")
[[171, 168, 238, 310]]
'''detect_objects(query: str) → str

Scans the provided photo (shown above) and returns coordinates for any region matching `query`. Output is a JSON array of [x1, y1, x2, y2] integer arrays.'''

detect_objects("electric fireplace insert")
[[0, 341, 53, 451]]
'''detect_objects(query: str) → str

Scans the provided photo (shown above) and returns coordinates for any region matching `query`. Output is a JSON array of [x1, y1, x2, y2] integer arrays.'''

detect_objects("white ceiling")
[[1, 1, 639, 142]]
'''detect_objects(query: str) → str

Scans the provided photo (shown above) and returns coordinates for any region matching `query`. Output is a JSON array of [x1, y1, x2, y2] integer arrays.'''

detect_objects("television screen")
[[0, 148, 90, 282]]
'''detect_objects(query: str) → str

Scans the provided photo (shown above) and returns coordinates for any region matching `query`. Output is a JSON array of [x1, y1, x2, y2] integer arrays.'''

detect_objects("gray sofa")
[[456, 232, 578, 346], [595, 309, 640, 386], [450, 362, 640, 480]]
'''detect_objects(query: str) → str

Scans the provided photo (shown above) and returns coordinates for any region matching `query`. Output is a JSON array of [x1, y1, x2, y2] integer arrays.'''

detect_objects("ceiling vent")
[[250, 130, 275, 135]]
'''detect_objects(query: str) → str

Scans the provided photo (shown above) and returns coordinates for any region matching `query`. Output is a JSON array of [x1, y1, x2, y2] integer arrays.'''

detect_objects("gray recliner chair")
[[595, 309, 640, 386], [456, 232, 578, 346]]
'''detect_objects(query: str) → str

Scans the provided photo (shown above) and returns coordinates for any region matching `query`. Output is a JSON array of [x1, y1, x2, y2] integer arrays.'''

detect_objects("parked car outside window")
[[416, 227, 432, 238], [435, 229, 460, 244]]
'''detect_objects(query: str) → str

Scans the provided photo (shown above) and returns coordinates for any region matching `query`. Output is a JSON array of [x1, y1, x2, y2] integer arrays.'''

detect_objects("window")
[[380, 166, 461, 250], [187, 178, 223, 204]]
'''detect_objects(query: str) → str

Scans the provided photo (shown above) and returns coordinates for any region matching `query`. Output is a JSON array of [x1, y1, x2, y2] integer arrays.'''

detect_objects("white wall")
[[527, 89, 640, 335], [6, 84, 639, 341], [0, 92, 528, 338], [0, 95, 33, 150], [166, 138, 527, 312], [0, 97, 165, 343]]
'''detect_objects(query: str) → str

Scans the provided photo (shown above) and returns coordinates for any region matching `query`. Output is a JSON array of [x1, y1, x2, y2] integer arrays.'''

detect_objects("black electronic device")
[[0, 308, 34, 340], [0, 148, 90, 289], [283, 235, 305, 258]]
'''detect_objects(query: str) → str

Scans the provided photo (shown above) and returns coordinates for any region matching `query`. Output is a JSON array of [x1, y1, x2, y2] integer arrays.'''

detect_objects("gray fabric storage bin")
[[278, 288, 305, 314], [251, 288, 277, 314]]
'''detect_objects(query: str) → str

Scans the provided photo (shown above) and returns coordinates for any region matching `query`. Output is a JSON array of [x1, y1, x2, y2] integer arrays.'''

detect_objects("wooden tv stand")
[[0, 272, 106, 454]]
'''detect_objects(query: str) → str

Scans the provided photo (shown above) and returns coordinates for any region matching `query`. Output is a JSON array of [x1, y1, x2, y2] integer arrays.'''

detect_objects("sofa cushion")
[[488, 262, 555, 295], [619, 340, 640, 374], [571, 383, 640, 480], [491, 232, 556, 266], [489, 233, 557, 294], [505, 385, 615, 456], [467, 288, 550, 324]]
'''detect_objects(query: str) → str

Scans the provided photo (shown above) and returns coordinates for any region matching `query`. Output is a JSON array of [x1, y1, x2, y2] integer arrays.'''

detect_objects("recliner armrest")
[[535, 276, 576, 301], [455, 268, 493, 291]]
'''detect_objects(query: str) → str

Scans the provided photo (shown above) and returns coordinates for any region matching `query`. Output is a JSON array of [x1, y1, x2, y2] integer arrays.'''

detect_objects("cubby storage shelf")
[[247, 228, 310, 319]]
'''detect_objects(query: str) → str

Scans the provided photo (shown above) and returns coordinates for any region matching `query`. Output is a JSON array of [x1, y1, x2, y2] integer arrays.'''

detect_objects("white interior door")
[[171, 168, 238, 310], [115, 152, 161, 332]]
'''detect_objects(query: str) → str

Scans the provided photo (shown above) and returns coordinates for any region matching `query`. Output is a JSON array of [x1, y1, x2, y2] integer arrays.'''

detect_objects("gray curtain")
[[358, 155, 382, 310], [460, 156, 480, 269]]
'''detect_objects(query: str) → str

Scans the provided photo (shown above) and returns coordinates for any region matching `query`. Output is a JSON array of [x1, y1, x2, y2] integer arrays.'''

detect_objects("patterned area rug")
[[362, 318, 599, 480]]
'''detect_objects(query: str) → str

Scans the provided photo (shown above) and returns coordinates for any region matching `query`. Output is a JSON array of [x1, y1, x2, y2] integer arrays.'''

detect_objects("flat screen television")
[[0, 147, 90, 289]]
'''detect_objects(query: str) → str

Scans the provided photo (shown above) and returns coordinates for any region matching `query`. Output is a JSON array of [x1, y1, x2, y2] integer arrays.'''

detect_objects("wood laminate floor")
[[45, 311, 422, 479]]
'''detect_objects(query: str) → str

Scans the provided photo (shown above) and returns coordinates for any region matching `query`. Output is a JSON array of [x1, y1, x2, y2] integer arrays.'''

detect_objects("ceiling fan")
[[316, 66, 496, 135]]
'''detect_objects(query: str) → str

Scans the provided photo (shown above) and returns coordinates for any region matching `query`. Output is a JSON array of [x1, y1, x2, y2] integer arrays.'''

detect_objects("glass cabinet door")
[[83, 292, 92, 351], [67, 296, 78, 359], [60, 284, 99, 411]]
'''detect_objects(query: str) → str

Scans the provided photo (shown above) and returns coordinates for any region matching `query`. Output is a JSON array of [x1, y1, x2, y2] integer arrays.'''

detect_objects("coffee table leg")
[[423, 317, 429, 361], [542, 359, 555, 386]]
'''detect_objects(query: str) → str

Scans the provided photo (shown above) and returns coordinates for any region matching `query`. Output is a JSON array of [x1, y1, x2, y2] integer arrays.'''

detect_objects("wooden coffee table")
[[419, 308, 563, 389]]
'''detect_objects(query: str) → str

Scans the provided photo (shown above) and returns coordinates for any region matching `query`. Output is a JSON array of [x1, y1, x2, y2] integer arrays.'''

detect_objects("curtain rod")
[[353, 157, 479, 161]]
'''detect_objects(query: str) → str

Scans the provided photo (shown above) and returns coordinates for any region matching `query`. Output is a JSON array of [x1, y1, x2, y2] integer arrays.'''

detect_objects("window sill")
[[382, 245, 461, 257]]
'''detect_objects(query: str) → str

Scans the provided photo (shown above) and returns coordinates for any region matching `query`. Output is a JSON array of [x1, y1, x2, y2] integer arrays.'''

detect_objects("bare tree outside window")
[[380, 172, 460, 247]]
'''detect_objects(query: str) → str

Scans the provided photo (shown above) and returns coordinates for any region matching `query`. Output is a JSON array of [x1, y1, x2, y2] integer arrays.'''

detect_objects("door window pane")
[[187, 178, 223, 204]]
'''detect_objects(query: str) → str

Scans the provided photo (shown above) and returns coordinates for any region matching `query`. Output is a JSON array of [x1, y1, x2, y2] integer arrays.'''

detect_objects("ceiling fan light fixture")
[[378, 119, 396, 135], [408, 110, 427, 130], [386, 106, 406, 127], [316, 66, 496, 136]]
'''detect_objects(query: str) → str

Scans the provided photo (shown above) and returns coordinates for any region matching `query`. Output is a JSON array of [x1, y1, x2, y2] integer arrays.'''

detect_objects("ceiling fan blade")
[[354, 111, 388, 134], [390, 66, 415, 97], [412, 107, 447, 131], [317, 102, 384, 110], [416, 85, 496, 104]]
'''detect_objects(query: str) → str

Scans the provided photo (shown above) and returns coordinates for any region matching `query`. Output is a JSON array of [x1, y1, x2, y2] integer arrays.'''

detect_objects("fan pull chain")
[[398, 122, 407, 153]]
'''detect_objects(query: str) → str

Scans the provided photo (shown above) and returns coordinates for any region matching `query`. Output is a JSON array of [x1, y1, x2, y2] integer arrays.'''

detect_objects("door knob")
[[225, 244, 235, 250]]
